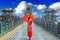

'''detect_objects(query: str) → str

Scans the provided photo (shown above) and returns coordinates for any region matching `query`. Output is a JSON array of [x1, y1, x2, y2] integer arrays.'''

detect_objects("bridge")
[[0, 6, 60, 40], [0, 22, 59, 40]]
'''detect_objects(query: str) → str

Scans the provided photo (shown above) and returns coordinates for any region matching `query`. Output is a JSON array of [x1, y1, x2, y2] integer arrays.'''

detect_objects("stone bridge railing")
[[34, 18, 60, 38], [0, 15, 23, 37]]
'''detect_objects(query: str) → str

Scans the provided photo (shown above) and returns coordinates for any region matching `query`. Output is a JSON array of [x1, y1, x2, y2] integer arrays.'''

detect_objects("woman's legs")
[[29, 37, 31, 40], [27, 25, 32, 40]]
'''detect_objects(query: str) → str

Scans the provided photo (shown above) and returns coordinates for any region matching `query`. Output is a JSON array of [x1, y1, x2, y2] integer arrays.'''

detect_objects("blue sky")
[[0, 0, 60, 20], [0, 0, 60, 9]]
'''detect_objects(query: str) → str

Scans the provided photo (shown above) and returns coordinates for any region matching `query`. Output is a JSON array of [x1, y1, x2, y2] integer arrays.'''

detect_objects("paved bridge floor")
[[6, 22, 58, 40]]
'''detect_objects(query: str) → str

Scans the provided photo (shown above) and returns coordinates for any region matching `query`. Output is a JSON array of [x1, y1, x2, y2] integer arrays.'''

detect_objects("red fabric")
[[28, 20, 32, 25], [22, 14, 34, 23], [27, 26, 32, 38], [22, 14, 34, 38], [27, 20, 32, 38]]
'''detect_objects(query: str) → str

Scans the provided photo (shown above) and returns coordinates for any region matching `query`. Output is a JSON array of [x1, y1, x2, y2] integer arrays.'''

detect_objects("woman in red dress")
[[27, 17, 32, 40], [22, 14, 34, 40]]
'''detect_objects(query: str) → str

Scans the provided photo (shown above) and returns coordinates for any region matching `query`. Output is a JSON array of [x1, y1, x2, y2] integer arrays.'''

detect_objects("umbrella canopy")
[[22, 14, 34, 23]]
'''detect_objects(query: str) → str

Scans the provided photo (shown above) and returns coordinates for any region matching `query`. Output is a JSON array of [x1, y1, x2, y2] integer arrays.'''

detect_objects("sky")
[[0, 0, 60, 21], [0, 0, 60, 9]]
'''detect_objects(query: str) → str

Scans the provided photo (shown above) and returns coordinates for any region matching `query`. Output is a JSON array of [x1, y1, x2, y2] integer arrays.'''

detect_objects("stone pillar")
[[58, 22, 60, 34]]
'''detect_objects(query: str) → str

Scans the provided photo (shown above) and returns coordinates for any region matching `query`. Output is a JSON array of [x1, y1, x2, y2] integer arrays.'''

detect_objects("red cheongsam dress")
[[27, 20, 32, 38]]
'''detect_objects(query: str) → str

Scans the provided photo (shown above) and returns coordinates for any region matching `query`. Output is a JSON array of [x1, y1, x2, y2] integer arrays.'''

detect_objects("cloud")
[[34, 5, 37, 7], [37, 5, 46, 10], [49, 2, 60, 10], [14, 1, 46, 18], [15, 1, 27, 14], [33, 12, 37, 15], [15, 1, 46, 14], [15, 1, 33, 14], [28, 2, 33, 6]]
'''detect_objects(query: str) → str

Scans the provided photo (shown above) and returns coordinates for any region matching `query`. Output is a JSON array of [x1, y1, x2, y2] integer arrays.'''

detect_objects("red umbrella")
[[22, 14, 34, 23]]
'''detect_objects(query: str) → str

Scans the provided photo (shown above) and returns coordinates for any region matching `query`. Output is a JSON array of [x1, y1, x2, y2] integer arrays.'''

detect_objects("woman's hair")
[[28, 17, 30, 21]]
